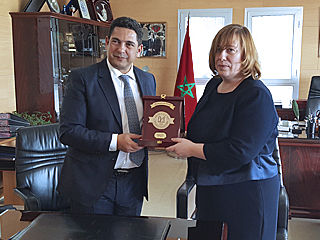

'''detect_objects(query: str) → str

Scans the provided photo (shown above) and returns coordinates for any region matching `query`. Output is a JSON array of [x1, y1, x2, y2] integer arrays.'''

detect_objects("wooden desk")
[[278, 137, 320, 218], [0, 137, 16, 147], [0, 210, 226, 240], [0, 138, 24, 205]]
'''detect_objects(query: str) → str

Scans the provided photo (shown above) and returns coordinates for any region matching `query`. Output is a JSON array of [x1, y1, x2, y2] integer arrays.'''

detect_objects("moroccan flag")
[[174, 19, 197, 129]]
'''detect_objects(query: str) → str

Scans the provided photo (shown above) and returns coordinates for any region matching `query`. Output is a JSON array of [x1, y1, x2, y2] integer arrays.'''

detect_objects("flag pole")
[[181, 99, 185, 137], [180, 14, 190, 137]]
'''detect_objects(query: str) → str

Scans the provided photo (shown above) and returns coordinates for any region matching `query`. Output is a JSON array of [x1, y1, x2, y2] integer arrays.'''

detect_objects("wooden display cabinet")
[[10, 12, 110, 122]]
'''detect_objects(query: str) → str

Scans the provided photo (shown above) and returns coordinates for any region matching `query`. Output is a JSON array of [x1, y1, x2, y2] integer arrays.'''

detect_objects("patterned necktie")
[[119, 75, 144, 166]]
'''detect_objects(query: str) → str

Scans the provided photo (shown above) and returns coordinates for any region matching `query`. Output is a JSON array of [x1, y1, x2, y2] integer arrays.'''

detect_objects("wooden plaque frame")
[[87, 0, 113, 22], [139, 95, 184, 148]]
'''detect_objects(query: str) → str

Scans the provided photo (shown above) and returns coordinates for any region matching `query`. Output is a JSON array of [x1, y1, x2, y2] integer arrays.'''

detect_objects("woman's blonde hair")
[[209, 24, 261, 80]]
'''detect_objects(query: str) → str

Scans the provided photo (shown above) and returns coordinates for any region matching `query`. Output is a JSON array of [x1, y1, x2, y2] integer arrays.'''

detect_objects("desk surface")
[[0, 210, 200, 240], [278, 120, 320, 144], [12, 213, 172, 240], [0, 211, 227, 240], [0, 137, 16, 147], [278, 130, 320, 147], [0, 137, 16, 170]]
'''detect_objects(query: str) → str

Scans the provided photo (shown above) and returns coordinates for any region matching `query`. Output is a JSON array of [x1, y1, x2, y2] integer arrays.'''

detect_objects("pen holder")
[[306, 120, 316, 138]]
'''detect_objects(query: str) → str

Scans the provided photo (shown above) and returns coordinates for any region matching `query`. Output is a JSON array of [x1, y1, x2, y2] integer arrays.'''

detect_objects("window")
[[178, 9, 232, 100], [244, 7, 303, 108]]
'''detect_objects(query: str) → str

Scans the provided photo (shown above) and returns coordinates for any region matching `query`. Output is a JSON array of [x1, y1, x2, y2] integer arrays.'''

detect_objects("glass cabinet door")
[[50, 18, 109, 121]]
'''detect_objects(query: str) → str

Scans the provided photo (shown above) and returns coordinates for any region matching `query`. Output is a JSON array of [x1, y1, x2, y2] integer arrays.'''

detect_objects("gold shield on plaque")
[[138, 95, 184, 148]]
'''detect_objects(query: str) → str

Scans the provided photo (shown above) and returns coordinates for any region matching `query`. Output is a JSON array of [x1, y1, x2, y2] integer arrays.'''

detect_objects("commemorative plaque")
[[139, 94, 184, 148]]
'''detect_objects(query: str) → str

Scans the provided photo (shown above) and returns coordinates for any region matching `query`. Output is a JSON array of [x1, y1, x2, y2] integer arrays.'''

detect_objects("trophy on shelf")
[[63, 32, 77, 52], [69, 5, 77, 16], [139, 94, 184, 148]]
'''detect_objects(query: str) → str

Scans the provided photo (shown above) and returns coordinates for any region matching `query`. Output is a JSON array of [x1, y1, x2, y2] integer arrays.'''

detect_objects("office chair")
[[273, 138, 290, 240], [306, 76, 320, 116], [176, 138, 289, 240], [14, 123, 70, 211]]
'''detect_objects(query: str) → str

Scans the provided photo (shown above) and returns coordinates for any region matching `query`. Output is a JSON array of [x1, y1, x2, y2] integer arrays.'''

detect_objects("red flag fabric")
[[174, 19, 197, 129]]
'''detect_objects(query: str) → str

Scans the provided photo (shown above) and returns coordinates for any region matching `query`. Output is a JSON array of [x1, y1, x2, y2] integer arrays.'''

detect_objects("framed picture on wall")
[[140, 23, 166, 58], [78, 0, 91, 19]]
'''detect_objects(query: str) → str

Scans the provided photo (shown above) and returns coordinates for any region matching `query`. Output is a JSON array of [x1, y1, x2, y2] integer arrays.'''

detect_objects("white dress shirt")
[[106, 59, 144, 169]]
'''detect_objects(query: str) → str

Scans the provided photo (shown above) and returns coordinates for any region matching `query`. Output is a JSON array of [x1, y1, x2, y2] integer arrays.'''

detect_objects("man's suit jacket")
[[57, 59, 156, 207]]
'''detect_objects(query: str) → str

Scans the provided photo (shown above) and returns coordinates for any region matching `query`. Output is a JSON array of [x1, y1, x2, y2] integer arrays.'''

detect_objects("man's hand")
[[117, 133, 143, 153]]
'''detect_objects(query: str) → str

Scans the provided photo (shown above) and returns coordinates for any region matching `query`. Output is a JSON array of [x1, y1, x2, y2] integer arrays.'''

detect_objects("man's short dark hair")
[[108, 17, 143, 45]]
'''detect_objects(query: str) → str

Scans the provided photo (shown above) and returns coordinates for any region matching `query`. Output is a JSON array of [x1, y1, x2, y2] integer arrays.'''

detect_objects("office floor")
[[142, 149, 320, 240]]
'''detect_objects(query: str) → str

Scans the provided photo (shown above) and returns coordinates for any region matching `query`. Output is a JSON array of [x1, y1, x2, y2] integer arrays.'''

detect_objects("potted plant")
[[12, 111, 52, 126], [291, 100, 302, 134]]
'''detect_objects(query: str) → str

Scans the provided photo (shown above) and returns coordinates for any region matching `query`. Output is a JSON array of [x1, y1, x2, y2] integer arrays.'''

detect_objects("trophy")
[[139, 94, 184, 148]]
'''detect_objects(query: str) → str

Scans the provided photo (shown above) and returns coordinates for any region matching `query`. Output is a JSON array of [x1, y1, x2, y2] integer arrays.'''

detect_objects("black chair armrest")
[[177, 177, 196, 218], [14, 188, 40, 211], [277, 228, 288, 240], [277, 186, 289, 240]]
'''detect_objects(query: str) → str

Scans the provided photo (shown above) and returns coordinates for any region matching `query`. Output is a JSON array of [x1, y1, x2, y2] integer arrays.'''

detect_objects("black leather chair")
[[176, 139, 289, 240], [273, 138, 289, 240], [14, 123, 70, 211], [306, 76, 320, 116]]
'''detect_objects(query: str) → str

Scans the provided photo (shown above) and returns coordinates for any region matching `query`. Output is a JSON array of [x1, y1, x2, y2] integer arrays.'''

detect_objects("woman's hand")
[[166, 138, 206, 159]]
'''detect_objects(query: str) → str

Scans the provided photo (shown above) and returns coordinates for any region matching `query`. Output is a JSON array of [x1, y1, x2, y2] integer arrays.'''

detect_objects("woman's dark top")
[[187, 76, 279, 186]]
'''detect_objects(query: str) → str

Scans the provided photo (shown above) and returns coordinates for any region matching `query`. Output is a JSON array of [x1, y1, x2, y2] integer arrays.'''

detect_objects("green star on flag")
[[177, 76, 195, 98], [174, 17, 197, 129]]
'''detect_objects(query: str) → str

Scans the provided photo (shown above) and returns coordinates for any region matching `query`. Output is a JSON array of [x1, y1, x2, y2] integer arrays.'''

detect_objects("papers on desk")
[[278, 126, 290, 132], [278, 120, 305, 131], [278, 131, 297, 138], [278, 120, 292, 132], [278, 120, 306, 138]]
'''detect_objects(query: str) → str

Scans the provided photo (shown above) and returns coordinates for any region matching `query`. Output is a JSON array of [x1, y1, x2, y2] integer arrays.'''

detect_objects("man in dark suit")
[[57, 16, 157, 216]]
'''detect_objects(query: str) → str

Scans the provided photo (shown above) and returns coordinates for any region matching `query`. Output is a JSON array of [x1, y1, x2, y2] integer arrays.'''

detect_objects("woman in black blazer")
[[167, 24, 279, 240]]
